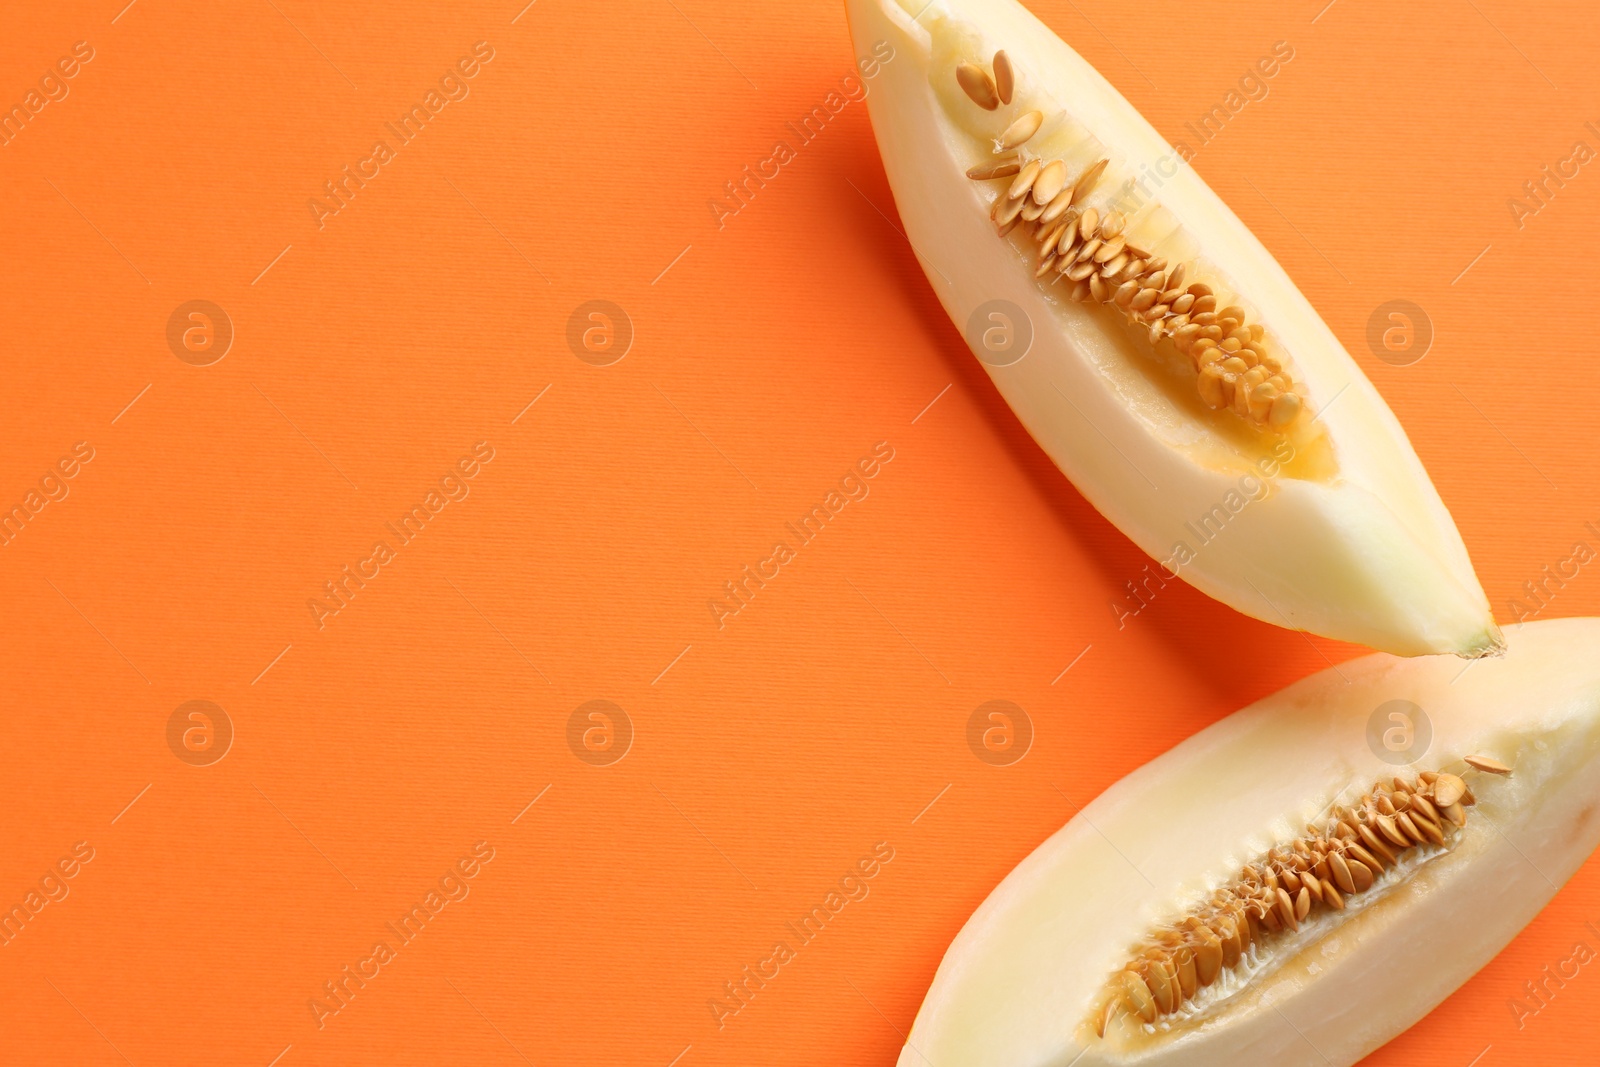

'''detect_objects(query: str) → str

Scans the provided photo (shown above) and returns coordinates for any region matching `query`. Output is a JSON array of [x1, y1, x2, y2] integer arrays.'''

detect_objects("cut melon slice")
[[845, 0, 1500, 657], [892, 617, 1600, 1067]]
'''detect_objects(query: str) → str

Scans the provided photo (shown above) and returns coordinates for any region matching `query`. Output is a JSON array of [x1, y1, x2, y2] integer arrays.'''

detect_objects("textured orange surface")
[[1, 1, 1597, 1064]]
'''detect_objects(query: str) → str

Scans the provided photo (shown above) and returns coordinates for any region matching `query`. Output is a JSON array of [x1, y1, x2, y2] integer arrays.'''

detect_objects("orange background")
[[1, 0, 1597, 1064]]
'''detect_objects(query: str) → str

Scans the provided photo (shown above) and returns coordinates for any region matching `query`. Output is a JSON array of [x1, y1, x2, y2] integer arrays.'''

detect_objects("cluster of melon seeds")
[[1093, 755, 1512, 1036], [956, 53, 1305, 431]]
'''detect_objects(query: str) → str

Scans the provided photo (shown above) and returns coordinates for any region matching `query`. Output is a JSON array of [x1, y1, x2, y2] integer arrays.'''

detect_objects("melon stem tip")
[[1460, 624, 1508, 660]]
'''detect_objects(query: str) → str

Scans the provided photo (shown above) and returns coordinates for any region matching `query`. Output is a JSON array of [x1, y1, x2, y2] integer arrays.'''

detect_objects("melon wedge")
[[894, 617, 1600, 1067], [845, 0, 1500, 657]]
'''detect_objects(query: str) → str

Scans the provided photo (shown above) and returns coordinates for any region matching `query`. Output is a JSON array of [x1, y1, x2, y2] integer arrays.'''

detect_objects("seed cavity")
[[958, 57, 1305, 432], [1092, 760, 1506, 1037]]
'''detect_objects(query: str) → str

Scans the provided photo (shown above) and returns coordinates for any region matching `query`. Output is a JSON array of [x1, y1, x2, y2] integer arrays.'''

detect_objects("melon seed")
[[956, 62, 1000, 110], [998, 110, 1043, 149], [993, 50, 1014, 104]]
